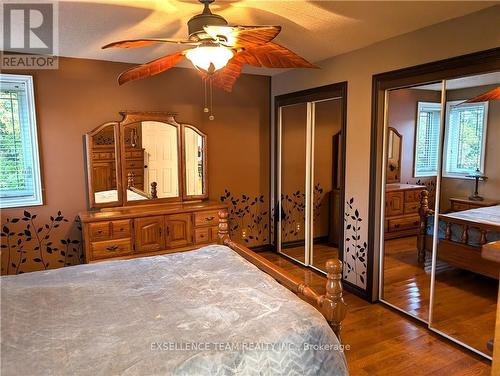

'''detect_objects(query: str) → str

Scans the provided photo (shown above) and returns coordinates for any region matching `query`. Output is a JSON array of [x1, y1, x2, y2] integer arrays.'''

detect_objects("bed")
[[94, 188, 149, 203], [0, 212, 348, 375], [417, 190, 500, 279]]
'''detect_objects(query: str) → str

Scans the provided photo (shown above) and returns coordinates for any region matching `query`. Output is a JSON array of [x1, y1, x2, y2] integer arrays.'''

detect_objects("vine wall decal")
[[219, 190, 269, 247], [1, 210, 83, 275], [344, 197, 367, 288], [280, 184, 325, 242]]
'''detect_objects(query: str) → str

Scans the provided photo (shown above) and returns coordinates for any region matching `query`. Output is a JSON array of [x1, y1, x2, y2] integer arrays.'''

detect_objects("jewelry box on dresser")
[[79, 111, 227, 263]]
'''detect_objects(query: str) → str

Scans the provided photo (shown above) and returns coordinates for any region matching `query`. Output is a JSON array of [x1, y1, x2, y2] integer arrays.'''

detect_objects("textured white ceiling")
[[56, 0, 498, 75]]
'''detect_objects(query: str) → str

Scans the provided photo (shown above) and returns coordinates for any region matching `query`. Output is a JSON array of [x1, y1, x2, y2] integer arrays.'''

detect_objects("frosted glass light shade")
[[185, 46, 233, 72]]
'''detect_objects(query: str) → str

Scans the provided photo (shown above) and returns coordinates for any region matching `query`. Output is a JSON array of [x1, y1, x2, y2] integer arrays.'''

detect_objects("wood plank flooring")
[[281, 243, 338, 271], [260, 251, 492, 376], [383, 236, 497, 357]]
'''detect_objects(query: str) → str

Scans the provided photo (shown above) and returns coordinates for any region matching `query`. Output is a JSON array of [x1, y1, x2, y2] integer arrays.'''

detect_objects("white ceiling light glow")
[[185, 45, 234, 72]]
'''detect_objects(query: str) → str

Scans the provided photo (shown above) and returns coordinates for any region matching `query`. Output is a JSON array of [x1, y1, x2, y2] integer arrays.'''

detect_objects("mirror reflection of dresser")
[[80, 112, 226, 263]]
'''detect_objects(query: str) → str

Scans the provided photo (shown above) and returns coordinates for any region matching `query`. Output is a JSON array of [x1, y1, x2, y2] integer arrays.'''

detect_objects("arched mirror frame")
[[118, 111, 183, 206], [181, 123, 208, 201], [86, 111, 209, 209], [85, 121, 123, 209], [386, 127, 402, 183]]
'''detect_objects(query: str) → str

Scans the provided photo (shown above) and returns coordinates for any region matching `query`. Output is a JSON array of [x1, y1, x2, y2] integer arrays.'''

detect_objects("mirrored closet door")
[[380, 81, 444, 322], [276, 85, 346, 274], [430, 72, 499, 358], [379, 71, 499, 359]]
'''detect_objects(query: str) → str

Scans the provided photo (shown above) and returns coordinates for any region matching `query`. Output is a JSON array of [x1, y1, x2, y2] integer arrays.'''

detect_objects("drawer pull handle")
[[98, 230, 103, 234], [206, 216, 215, 221], [106, 245, 119, 251]]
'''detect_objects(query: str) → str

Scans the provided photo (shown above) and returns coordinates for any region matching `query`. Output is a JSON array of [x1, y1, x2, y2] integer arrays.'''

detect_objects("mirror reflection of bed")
[[381, 73, 500, 358]]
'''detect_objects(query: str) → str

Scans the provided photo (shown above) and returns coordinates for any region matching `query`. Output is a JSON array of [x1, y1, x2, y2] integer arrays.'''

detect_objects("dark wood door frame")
[[273, 82, 352, 293], [368, 47, 500, 302]]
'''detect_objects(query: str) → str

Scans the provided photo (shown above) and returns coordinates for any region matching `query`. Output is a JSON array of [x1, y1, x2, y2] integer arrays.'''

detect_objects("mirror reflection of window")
[[184, 127, 204, 196]]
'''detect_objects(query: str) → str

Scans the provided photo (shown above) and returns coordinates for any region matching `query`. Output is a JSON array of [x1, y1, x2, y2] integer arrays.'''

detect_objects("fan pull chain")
[[203, 79, 209, 114], [209, 80, 214, 121]]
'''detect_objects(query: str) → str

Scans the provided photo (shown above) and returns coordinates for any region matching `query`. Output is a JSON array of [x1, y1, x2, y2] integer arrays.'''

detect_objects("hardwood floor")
[[383, 236, 497, 357], [260, 251, 492, 376], [281, 242, 339, 271]]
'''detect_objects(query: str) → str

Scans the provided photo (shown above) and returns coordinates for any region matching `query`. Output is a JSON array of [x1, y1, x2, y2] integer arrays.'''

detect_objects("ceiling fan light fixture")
[[185, 45, 233, 73]]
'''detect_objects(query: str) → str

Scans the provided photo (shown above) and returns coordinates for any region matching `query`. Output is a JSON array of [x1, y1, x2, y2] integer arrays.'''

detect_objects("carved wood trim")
[[217, 210, 347, 341]]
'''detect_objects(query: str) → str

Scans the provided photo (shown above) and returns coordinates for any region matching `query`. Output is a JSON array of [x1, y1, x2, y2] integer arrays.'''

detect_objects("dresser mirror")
[[183, 125, 207, 200], [85, 112, 208, 209], [386, 127, 401, 183], [86, 122, 123, 209]]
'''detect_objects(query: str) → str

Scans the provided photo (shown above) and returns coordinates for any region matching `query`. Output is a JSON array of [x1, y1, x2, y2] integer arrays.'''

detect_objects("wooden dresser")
[[79, 201, 227, 263], [449, 197, 499, 212], [385, 183, 426, 239]]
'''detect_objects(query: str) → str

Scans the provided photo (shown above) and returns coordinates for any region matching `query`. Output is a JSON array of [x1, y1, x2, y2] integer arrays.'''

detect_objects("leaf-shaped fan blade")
[[201, 59, 244, 92], [118, 50, 186, 85], [234, 42, 317, 69], [203, 25, 281, 49], [103, 38, 198, 49]]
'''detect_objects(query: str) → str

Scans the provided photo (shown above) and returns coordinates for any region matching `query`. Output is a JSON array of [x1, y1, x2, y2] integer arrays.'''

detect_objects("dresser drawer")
[[194, 227, 210, 244], [451, 202, 470, 212], [112, 220, 131, 239], [91, 238, 133, 259], [404, 202, 420, 214], [126, 160, 143, 169], [194, 210, 218, 227], [210, 226, 219, 242], [404, 190, 421, 202], [89, 222, 111, 241], [388, 216, 420, 232]]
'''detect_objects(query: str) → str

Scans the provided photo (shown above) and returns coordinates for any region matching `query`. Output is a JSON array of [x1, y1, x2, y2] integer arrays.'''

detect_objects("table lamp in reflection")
[[465, 169, 488, 201]]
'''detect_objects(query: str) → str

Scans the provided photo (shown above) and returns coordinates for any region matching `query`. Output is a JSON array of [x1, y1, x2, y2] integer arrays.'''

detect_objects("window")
[[0, 74, 43, 208], [414, 102, 441, 177], [443, 100, 488, 177]]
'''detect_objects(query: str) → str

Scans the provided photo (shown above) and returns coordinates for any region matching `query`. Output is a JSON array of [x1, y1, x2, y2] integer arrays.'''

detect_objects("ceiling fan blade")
[[234, 42, 317, 69], [199, 59, 244, 93], [118, 50, 186, 85], [203, 25, 281, 49], [103, 38, 198, 49]]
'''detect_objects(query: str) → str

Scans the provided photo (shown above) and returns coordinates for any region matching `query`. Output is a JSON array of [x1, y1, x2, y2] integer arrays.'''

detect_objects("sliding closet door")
[[380, 82, 443, 322], [429, 73, 499, 358], [311, 99, 343, 272], [278, 103, 308, 264]]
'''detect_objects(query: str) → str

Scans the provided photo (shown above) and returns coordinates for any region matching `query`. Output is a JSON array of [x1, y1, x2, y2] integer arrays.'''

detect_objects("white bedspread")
[[1, 245, 348, 375]]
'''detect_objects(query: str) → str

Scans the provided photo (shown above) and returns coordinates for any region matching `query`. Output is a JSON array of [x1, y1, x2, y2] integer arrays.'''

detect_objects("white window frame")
[[0, 74, 43, 208], [443, 100, 488, 179], [414, 101, 441, 178]]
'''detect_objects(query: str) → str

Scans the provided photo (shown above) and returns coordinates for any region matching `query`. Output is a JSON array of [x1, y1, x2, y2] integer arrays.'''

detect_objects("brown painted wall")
[[440, 84, 500, 211], [1, 56, 270, 275]]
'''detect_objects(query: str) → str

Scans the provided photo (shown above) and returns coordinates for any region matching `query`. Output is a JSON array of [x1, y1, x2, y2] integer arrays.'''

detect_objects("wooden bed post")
[[417, 190, 431, 264], [217, 210, 347, 341]]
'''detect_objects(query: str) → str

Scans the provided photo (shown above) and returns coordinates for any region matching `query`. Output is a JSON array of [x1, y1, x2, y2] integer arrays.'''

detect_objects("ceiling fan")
[[102, 0, 317, 95]]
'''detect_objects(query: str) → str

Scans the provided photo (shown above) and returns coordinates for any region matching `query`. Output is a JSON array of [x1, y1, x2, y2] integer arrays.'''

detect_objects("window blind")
[[0, 75, 42, 208], [414, 102, 441, 177], [444, 102, 487, 176]]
